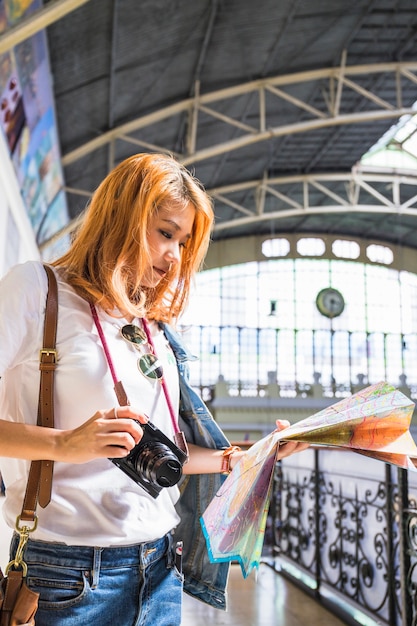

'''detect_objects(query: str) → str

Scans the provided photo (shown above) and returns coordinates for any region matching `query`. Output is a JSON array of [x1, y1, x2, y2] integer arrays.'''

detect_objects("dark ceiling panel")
[[43, 0, 417, 250]]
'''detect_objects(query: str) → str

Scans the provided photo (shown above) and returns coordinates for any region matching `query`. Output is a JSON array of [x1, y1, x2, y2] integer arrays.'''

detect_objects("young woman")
[[0, 153, 307, 625]]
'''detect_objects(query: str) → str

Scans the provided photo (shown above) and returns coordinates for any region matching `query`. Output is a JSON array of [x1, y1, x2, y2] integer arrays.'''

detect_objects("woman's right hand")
[[57, 407, 147, 464]]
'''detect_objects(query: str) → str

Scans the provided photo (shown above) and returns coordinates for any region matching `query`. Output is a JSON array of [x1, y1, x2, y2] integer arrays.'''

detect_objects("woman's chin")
[[141, 275, 163, 288]]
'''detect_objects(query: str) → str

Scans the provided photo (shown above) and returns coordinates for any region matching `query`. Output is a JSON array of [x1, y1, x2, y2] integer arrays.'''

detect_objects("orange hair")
[[53, 153, 214, 323]]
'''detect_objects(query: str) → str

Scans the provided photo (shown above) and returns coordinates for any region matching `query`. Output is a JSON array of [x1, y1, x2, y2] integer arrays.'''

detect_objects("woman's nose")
[[166, 242, 181, 263]]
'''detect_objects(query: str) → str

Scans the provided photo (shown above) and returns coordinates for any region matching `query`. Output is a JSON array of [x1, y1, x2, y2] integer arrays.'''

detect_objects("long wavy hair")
[[53, 153, 214, 322]]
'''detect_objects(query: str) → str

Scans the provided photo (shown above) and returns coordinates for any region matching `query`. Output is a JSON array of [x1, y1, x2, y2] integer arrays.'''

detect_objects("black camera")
[[110, 420, 188, 498]]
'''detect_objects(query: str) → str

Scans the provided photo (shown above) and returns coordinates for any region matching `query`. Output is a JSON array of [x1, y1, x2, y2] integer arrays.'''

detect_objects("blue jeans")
[[9, 532, 183, 626]]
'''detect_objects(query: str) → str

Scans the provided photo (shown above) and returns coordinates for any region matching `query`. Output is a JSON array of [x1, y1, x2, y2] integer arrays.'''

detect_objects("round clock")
[[316, 287, 345, 319]]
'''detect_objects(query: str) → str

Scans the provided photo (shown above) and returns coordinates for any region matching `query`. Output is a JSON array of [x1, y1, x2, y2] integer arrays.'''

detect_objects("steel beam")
[[60, 62, 417, 168]]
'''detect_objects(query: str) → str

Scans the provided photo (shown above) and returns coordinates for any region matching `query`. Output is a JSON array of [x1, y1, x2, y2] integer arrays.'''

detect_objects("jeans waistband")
[[11, 532, 174, 570]]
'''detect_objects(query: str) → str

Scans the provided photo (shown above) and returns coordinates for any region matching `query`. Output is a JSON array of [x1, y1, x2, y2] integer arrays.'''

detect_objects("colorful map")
[[201, 381, 417, 578]]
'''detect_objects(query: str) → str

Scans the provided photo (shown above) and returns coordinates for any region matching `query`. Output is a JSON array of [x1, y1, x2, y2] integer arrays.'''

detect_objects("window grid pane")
[[183, 258, 417, 397]]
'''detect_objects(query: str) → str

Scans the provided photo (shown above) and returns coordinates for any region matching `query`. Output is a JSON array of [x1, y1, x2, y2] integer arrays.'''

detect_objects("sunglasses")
[[120, 324, 163, 380]]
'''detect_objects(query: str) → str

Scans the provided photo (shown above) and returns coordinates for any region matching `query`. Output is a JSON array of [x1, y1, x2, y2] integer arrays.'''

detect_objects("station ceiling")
[[36, 1, 417, 250]]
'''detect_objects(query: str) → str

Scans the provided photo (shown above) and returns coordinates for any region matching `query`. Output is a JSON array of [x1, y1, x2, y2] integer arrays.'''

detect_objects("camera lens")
[[135, 441, 182, 488]]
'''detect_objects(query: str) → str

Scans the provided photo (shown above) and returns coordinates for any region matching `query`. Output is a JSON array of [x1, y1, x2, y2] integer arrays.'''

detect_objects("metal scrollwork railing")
[[268, 449, 417, 626]]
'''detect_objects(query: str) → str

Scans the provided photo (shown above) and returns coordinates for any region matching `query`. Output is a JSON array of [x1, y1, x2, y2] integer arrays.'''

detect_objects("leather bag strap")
[[20, 264, 58, 521]]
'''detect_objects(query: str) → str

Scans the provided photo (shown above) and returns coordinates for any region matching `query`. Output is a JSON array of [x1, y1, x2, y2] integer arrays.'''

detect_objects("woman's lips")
[[153, 267, 167, 278]]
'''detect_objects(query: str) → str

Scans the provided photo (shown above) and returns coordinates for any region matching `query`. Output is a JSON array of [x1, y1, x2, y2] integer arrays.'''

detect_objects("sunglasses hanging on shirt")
[[120, 324, 163, 381]]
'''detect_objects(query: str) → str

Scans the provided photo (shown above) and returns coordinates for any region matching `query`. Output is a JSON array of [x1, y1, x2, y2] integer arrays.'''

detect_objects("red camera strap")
[[90, 305, 180, 435], [141, 317, 180, 435]]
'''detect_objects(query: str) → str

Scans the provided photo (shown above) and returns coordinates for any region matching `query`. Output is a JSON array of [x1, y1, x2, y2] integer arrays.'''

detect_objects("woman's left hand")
[[274, 419, 309, 460]]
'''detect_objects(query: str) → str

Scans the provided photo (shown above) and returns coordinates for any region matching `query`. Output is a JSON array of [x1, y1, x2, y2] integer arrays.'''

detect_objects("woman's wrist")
[[220, 445, 242, 474]]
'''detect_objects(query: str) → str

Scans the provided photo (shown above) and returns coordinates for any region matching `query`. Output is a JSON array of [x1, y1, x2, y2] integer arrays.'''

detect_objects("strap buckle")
[[39, 348, 58, 363], [5, 515, 38, 576]]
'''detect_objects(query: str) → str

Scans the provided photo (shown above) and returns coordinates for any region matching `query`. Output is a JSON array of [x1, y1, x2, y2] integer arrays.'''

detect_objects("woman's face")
[[141, 202, 195, 288]]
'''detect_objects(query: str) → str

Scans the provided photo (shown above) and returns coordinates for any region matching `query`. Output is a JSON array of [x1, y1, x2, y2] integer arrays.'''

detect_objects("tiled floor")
[[181, 561, 346, 626], [0, 495, 344, 625]]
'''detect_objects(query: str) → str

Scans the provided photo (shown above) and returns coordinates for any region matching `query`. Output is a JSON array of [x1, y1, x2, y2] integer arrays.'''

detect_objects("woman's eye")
[[160, 230, 172, 239]]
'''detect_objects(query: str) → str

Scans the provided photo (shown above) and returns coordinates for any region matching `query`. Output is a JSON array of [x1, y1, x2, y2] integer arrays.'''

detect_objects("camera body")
[[110, 420, 188, 498]]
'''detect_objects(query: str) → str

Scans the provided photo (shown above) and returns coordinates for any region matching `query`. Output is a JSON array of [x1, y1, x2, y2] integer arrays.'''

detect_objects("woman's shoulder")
[[0, 262, 50, 370], [0, 260, 49, 315], [1, 259, 47, 283]]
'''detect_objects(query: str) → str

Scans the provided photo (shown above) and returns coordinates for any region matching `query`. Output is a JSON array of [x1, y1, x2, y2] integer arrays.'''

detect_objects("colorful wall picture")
[[0, 71, 26, 153], [15, 30, 52, 134], [4, 0, 36, 25], [37, 190, 71, 258], [0, 0, 69, 256], [18, 107, 63, 236]]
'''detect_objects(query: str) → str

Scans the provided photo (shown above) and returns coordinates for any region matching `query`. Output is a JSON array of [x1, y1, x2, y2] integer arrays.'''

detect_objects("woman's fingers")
[[277, 440, 309, 460], [100, 406, 148, 456], [58, 407, 147, 463], [273, 419, 309, 459], [275, 419, 290, 431], [107, 406, 149, 424]]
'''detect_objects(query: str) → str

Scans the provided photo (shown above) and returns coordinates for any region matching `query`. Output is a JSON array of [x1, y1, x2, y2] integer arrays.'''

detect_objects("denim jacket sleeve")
[[162, 323, 231, 611]]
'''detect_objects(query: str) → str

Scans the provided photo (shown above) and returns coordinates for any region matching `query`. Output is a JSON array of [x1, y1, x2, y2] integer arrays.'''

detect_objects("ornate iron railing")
[[268, 448, 417, 626]]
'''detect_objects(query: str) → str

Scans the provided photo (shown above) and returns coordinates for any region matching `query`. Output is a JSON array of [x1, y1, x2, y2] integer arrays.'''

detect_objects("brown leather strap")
[[114, 380, 129, 406], [1, 569, 24, 617], [20, 265, 58, 521]]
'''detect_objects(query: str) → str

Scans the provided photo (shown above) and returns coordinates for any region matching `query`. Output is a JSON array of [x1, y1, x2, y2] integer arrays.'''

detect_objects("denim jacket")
[[162, 324, 231, 610]]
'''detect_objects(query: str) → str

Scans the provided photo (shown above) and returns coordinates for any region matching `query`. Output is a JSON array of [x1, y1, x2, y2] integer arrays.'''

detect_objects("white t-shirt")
[[0, 261, 181, 546]]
